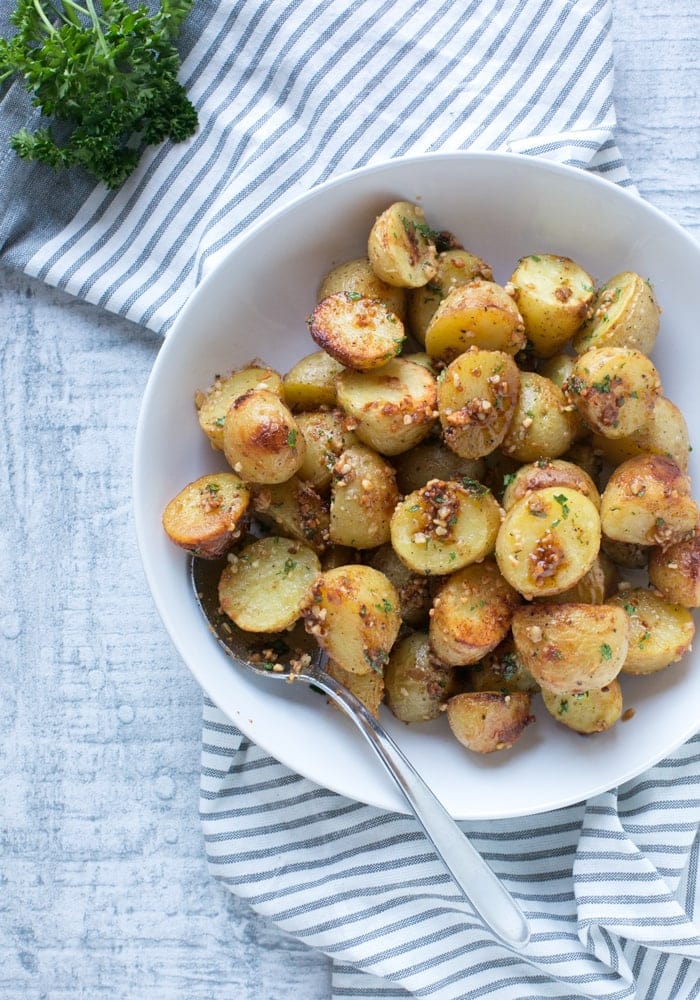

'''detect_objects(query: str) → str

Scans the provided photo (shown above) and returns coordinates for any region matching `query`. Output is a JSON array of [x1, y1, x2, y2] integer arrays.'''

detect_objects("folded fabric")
[[2, 1, 698, 997]]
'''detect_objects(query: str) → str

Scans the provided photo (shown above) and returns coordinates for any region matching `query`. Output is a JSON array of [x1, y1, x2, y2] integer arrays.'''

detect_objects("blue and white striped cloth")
[[2, 1, 700, 997]]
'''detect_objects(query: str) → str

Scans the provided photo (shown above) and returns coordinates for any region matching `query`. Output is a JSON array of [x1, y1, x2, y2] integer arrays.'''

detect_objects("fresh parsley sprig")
[[0, 0, 198, 188]]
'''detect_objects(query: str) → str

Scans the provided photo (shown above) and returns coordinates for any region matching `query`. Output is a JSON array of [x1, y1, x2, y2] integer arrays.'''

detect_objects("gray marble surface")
[[2, 2, 698, 997]]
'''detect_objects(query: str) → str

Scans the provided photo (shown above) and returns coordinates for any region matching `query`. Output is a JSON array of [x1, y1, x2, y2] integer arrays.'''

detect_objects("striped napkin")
[[2, 1, 700, 997]]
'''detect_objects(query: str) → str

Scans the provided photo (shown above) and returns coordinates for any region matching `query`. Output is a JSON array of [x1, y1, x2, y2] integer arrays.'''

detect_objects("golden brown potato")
[[469, 638, 540, 694], [537, 353, 589, 440], [407, 249, 493, 344], [367, 201, 438, 288], [601, 536, 650, 570], [501, 458, 600, 511], [162, 472, 250, 558], [541, 682, 623, 734], [436, 348, 520, 459], [648, 533, 700, 607], [329, 444, 400, 549], [368, 544, 432, 627], [536, 552, 618, 605], [282, 351, 346, 411], [384, 632, 459, 723], [591, 397, 691, 472], [317, 256, 407, 321], [195, 364, 283, 450], [565, 347, 661, 439], [295, 409, 358, 492], [511, 603, 628, 694], [324, 658, 385, 718], [425, 280, 526, 362], [608, 587, 695, 675], [222, 388, 306, 484], [391, 478, 502, 575], [446, 691, 533, 754], [600, 455, 698, 548], [251, 476, 330, 553], [495, 486, 601, 600], [336, 357, 437, 456], [391, 440, 484, 495], [500, 372, 577, 462], [308, 292, 405, 371], [507, 253, 595, 357], [219, 537, 321, 632], [304, 564, 401, 674], [573, 271, 660, 355], [429, 559, 521, 666]]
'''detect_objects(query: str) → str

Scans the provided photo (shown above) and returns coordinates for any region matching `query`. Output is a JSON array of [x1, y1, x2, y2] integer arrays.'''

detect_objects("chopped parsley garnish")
[[599, 643, 613, 661], [553, 494, 570, 518]]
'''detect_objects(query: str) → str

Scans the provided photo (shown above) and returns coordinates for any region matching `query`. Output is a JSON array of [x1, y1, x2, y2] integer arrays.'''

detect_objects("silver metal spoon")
[[192, 555, 531, 949]]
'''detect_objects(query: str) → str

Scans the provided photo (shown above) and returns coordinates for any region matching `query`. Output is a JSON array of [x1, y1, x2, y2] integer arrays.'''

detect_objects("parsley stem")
[[83, 0, 109, 56], [32, 0, 56, 35]]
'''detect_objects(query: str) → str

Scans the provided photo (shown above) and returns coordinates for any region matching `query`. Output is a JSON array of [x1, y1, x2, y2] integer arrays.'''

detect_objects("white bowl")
[[134, 151, 700, 820]]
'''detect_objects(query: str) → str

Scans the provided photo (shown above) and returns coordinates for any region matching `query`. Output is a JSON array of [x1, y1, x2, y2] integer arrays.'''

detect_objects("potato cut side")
[[600, 455, 698, 547], [511, 603, 628, 694], [408, 248, 493, 344], [469, 638, 540, 694], [304, 564, 401, 675], [424, 280, 526, 362], [429, 559, 521, 666], [295, 409, 358, 492], [437, 348, 520, 459], [391, 440, 484, 496], [591, 396, 691, 471], [325, 659, 385, 718], [251, 476, 330, 553], [218, 537, 321, 633], [195, 364, 283, 450], [308, 292, 406, 371], [162, 472, 250, 558], [500, 372, 577, 462], [367, 201, 438, 288], [282, 351, 346, 411], [391, 478, 502, 575], [330, 444, 399, 549], [536, 552, 618, 606], [508, 253, 595, 358], [336, 357, 437, 456], [384, 632, 459, 723], [495, 486, 601, 600], [573, 271, 660, 355], [565, 347, 661, 439], [317, 256, 407, 321], [541, 682, 622, 734], [608, 587, 696, 675], [648, 533, 700, 607], [446, 691, 533, 754], [223, 388, 306, 484], [502, 458, 600, 511]]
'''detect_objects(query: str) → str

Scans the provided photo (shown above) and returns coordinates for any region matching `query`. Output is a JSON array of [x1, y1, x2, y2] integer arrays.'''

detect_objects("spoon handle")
[[308, 670, 531, 950]]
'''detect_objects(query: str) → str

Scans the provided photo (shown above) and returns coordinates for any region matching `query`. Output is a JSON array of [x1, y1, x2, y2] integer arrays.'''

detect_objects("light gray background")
[[2, 2, 698, 997]]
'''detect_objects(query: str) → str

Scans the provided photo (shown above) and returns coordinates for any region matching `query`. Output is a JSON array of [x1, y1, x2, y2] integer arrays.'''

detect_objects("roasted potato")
[[424, 279, 526, 361], [565, 347, 661, 439], [608, 587, 695, 675], [219, 536, 321, 632], [325, 658, 385, 718], [384, 632, 459, 723], [308, 292, 405, 371], [446, 691, 533, 754], [195, 364, 283, 450], [222, 388, 306, 484], [407, 248, 493, 344], [536, 552, 618, 605], [591, 396, 691, 471], [600, 455, 698, 547], [648, 533, 700, 607], [501, 458, 600, 511], [500, 372, 577, 462], [317, 256, 407, 321], [573, 271, 660, 355], [162, 472, 250, 558], [282, 351, 346, 411], [541, 682, 622, 734], [367, 201, 438, 288], [304, 564, 401, 674], [511, 602, 628, 694], [329, 444, 400, 549], [295, 409, 359, 492], [429, 559, 521, 666], [391, 440, 484, 495], [368, 544, 432, 627], [251, 476, 330, 553], [469, 638, 540, 694], [507, 253, 595, 357]]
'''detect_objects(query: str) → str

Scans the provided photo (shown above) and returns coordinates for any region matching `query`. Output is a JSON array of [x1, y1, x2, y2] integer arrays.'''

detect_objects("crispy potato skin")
[[573, 271, 660, 355], [318, 257, 407, 321], [437, 348, 520, 459], [367, 201, 438, 288], [308, 292, 405, 371], [500, 372, 576, 462], [446, 691, 534, 753], [251, 477, 330, 554], [591, 396, 690, 471], [384, 632, 459, 723], [608, 587, 696, 674], [408, 248, 493, 344], [425, 280, 526, 362], [325, 659, 385, 718], [502, 458, 600, 511], [162, 473, 250, 557], [600, 455, 698, 547], [282, 351, 346, 411], [508, 253, 594, 358], [330, 444, 400, 549], [223, 388, 305, 484], [195, 364, 283, 451], [565, 347, 661, 439], [648, 533, 700, 607]]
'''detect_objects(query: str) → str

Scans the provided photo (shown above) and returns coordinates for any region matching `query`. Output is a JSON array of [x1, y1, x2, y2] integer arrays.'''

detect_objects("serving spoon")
[[192, 555, 531, 950]]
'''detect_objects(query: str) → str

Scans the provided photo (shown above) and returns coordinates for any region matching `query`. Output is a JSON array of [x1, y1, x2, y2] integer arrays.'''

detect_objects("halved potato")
[[507, 253, 595, 357], [541, 682, 622, 734], [408, 249, 493, 344], [219, 537, 320, 632], [251, 476, 330, 553], [162, 472, 250, 558], [648, 533, 700, 607], [308, 292, 405, 371], [429, 559, 521, 666], [425, 280, 526, 362], [502, 458, 600, 511], [536, 552, 618, 605], [565, 347, 661, 439], [282, 351, 346, 411], [330, 444, 400, 549], [222, 388, 305, 484], [367, 201, 438, 288], [469, 638, 540, 694], [446, 691, 533, 754], [500, 372, 577, 462], [600, 455, 698, 547], [304, 564, 401, 674], [195, 364, 283, 450], [324, 659, 385, 718], [384, 632, 459, 723], [317, 256, 407, 321], [608, 587, 695, 675], [295, 409, 358, 492], [336, 357, 437, 455], [391, 440, 484, 495], [591, 396, 691, 471], [391, 478, 502, 575], [436, 348, 520, 459], [511, 603, 628, 694], [573, 271, 661, 355], [496, 486, 601, 599]]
